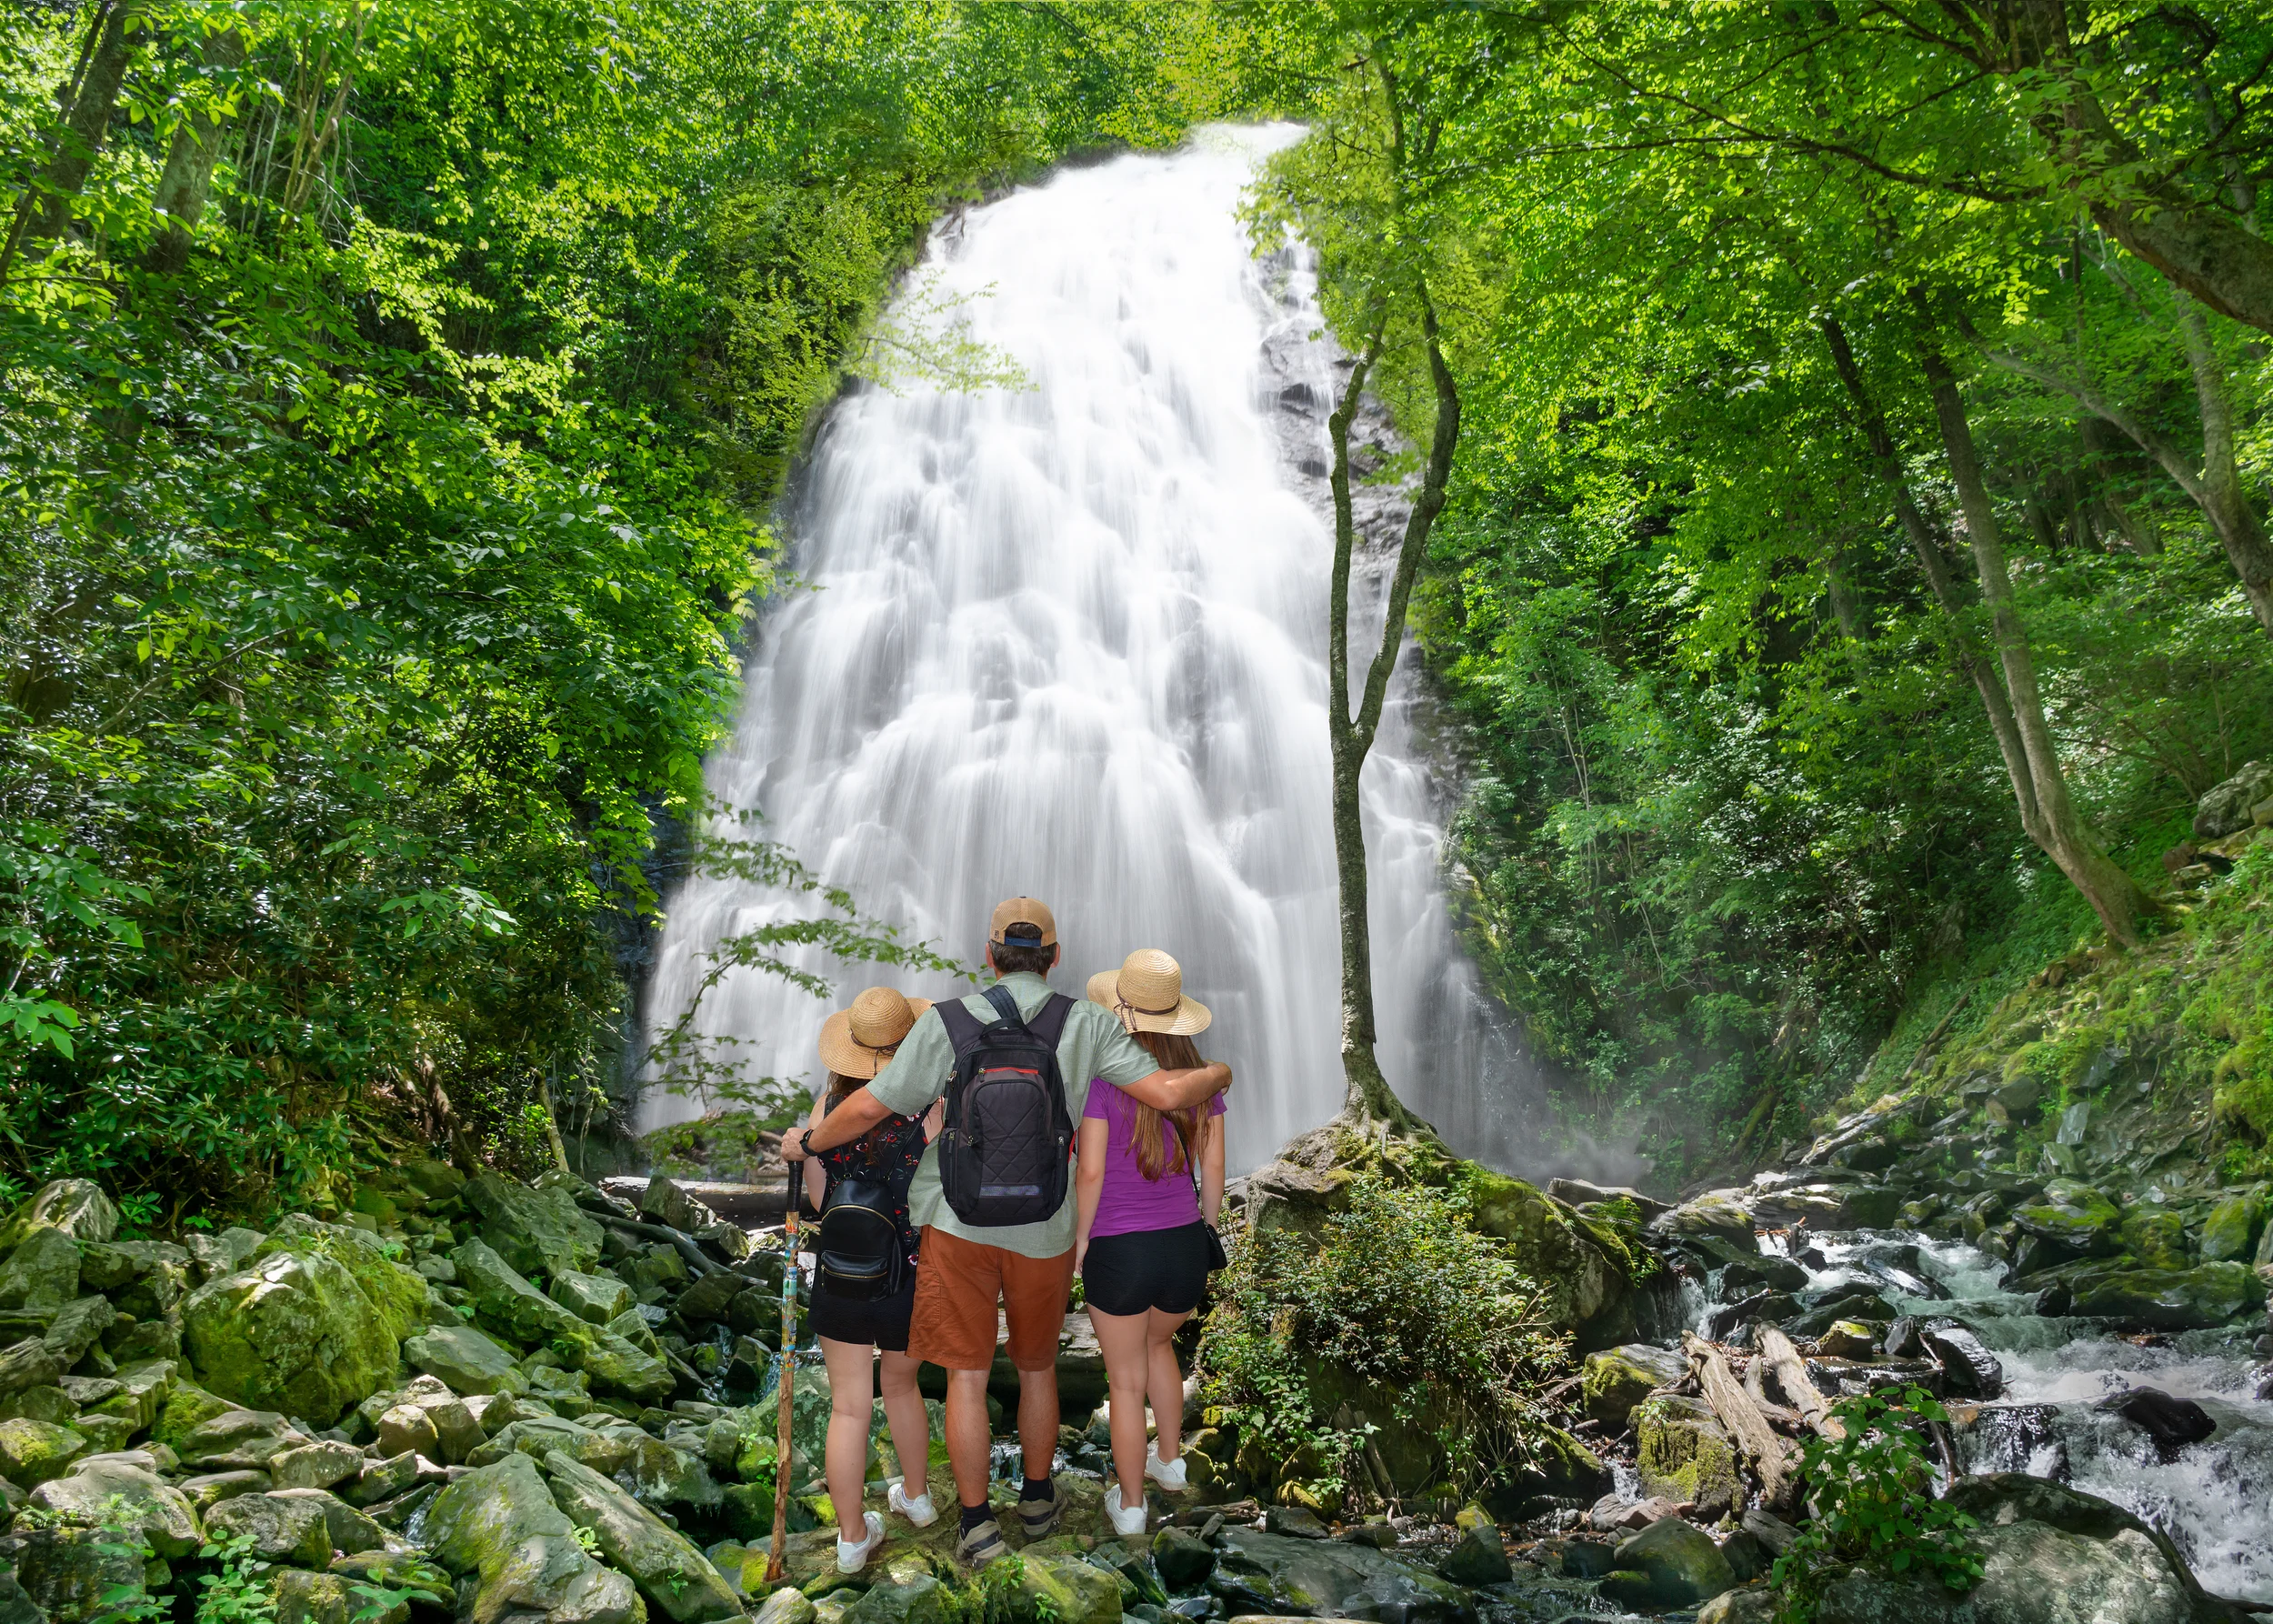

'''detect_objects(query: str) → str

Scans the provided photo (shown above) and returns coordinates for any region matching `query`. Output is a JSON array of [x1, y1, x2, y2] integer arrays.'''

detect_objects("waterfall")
[[640, 125, 1575, 1178]]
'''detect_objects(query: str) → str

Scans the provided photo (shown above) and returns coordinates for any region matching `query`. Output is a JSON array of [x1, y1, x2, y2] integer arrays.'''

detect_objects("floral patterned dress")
[[816, 1094, 926, 1273]]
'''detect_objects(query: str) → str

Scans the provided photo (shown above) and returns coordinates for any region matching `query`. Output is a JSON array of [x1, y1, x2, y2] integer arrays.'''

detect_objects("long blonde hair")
[[1128, 1031, 1207, 1181]]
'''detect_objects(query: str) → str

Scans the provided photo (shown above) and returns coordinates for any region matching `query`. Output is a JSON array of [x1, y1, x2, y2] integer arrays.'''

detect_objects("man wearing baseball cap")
[[785, 896, 1232, 1562]]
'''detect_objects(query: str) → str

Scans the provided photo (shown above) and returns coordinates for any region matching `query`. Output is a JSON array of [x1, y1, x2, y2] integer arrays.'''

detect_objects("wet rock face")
[[1919, 1320, 2004, 1398], [2068, 1260, 2263, 1329], [1633, 1397, 1739, 1518], [2097, 1388, 2216, 1462], [1597, 1515, 1734, 1610], [1206, 1528, 1477, 1624]]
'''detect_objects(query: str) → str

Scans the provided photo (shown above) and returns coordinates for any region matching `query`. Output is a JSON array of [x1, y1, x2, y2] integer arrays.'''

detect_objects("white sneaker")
[[888, 1479, 937, 1528], [1104, 1482, 1147, 1537], [1144, 1450, 1189, 1492], [836, 1509, 884, 1573]]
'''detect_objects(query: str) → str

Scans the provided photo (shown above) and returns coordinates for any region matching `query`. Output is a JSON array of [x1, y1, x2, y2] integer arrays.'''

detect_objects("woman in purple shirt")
[[1074, 949, 1227, 1537]]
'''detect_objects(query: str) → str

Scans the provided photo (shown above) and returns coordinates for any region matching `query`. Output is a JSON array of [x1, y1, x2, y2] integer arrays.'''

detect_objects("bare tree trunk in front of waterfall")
[[1326, 293, 1459, 1133]]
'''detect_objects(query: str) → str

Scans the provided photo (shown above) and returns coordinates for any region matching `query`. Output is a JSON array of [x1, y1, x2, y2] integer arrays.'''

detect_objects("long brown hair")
[[1128, 1032, 1208, 1181], [825, 1071, 893, 1167]]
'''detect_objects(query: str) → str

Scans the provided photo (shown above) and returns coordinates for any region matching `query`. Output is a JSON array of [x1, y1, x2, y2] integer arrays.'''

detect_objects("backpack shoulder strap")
[[1028, 993, 1075, 1048], [980, 983, 1025, 1029], [936, 996, 986, 1057]]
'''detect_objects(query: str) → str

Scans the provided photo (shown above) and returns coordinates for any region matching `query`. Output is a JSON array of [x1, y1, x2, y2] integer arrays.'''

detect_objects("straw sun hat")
[[816, 986, 934, 1079], [1086, 948, 1211, 1037]]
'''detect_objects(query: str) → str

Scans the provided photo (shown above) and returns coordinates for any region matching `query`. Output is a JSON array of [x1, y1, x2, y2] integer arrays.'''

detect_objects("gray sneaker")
[[1018, 1479, 1063, 1539], [956, 1514, 1006, 1567]]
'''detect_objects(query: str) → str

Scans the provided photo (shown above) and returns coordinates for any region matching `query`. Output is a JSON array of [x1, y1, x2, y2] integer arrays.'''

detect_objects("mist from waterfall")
[[641, 125, 1604, 1179]]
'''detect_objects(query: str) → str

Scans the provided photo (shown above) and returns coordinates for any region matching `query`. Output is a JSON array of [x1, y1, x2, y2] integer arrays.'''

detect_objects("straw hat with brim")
[[817, 987, 934, 1079], [1086, 948, 1211, 1036]]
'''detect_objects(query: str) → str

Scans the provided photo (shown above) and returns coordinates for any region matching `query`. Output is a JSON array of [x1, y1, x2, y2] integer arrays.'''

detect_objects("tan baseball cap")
[[988, 896, 1057, 948]]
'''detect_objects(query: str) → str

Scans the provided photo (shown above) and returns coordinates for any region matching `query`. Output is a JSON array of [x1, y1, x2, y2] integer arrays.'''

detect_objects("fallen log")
[[1683, 1331, 1799, 1509], [1757, 1324, 1846, 1440]]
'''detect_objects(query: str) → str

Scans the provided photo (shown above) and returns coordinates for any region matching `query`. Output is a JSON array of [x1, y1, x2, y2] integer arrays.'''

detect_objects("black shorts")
[[1083, 1223, 1211, 1317], [808, 1277, 916, 1351]]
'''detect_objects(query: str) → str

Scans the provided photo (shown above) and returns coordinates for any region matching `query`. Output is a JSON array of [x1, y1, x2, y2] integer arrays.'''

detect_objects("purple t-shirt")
[[1082, 1078, 1227, 1239]]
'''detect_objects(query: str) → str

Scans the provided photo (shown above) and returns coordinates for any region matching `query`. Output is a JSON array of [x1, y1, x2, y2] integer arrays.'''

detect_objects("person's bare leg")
[[1086, 1304, 1153, 1506], [945, 1367, 993, 1512], [1145, 1308, 1191, 1467], [1017, 1361, 1060, 1484], [877, 1350, 930, 1504], [820, 1337, 876, 1544]]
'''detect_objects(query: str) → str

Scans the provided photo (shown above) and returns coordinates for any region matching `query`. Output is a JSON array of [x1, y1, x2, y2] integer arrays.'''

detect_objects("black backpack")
[[816, 1174, 905, 1300], [935, 984, 1076, 1227]]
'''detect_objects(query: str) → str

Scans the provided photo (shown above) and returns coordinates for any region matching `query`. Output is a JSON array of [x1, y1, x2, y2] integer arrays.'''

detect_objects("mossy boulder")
[[1462, 1169, 1628, 1338], [2118, 1208, 2189, 1270], [1581, 1344, 1686, 1431], [2069, 1260, 2264, 1329], [426, 1453, 643, 1624], [2011, 1180, 2120, 1254], [1634, 1397, 1740, 1517], [0, 1417, 86, 1486], [9, 1525, 148, 1624], [2198, 1193, 2259, 1263], [150, 1378, 237, 1450], [571, 1327, 676, 1405], [552, 1269, 636, 1326], [205, 1489, 336, 1567], [255, 1215, 431, 1341], [0, 1182, 117, 1254], [465, 1172, 606, 1281], [182, 1247, 399, 1426], [451, 1239, 588, 1345], [1597, 1516, 1734, 1610], [544, 1449, 741, 1622]]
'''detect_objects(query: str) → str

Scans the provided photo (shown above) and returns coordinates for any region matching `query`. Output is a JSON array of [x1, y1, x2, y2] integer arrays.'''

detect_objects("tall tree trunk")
[[1326, 298, 1458, 1131], [29, 0, 144, 247], [145, 28, 246, 275], [1821, 318, 2037, 816], [2173, 299, 2273, 637], [1913, 330, 2154, 946]]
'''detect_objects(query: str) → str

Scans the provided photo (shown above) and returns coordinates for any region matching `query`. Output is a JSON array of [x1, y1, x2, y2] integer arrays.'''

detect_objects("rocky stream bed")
[[0, 1093, 2268, 1624]]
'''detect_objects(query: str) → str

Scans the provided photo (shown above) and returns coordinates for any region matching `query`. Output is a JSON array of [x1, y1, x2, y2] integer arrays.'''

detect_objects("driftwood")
[[1757, 1324, 1847, 1440], [1683, 1332, 1798, 1509]]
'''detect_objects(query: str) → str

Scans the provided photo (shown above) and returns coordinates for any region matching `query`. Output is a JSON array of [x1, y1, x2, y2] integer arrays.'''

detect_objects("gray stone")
[[0, 1341, 58, 1398], [0, 1183, 116, 1253], [449, 1240, 587, 1345], [0, 1418, 85, 1487], [425, 1453, 640, 1624], [28, 1455, 202, 1556], [1153, 1525, 1215, 1589], [268, 1438, 364, 1489], [1921, 1321, 2004, 1398], [1635, 1397, 1740, 1517], [173, 1407, 309, 1469], [1696, 1592, 1778, 1624], [403, 1321, 528, 1395], [1205, 1528, 1473, 1624], [543, 1448, 741, 1621], [551, 1268, 636, 1326], [39, 1298, 114, 1371], [0, 1231, 80, 1317], [342, 1449, 446, 1509], [465, 1173, 605, 1281], [205, 1488, 336, 1567], [756, 1589, 818, 1624], [181, 1246, 401, 1426], [2194, 759, 2273, 837], [1437, 1525, 1512, 1587], [10, 1525, 145, 1624], [180, 1469, 270, 1509], [639, 1177, 718, 1235], [268, 1485, 391, 1555], [2198, 1194, 2258, 1263], [185, 1228, 265, 1285]]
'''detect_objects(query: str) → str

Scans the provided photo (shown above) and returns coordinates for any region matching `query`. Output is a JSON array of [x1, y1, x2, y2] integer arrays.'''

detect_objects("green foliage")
[[195, 1534, 277, 1624], [0, 0, 1237, 1212], [1772, 1388, 1982, 1622], [1196, 1171, 1567, 1507]]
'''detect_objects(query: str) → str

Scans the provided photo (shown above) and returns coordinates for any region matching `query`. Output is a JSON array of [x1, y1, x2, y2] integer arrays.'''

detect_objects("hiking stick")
[[766, 1198, 799, 1581]]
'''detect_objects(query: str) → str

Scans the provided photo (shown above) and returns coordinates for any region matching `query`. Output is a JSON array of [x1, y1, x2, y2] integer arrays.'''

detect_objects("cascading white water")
[[639, 125, 1567, 1175]]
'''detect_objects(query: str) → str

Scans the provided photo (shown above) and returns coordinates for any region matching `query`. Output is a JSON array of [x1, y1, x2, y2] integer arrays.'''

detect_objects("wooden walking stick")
[[766, 1193, 801, 1581]]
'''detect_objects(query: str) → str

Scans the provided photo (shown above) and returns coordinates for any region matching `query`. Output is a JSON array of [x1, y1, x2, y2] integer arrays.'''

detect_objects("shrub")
[[1772, 1386, 1982, 1622], [1196, 1170, 1568, 1509]]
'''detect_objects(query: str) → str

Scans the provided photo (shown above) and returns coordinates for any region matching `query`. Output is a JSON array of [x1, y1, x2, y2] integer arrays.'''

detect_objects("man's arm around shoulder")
[[1118, 1060, 1231, 1112]]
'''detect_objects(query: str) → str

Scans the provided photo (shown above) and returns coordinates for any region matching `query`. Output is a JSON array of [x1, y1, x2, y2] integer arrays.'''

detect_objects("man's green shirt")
[[866, 971, 1157, 1258]]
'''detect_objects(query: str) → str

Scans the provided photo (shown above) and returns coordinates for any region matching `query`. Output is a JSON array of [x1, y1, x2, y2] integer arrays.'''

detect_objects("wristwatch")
[[796, 1128, 815, 1158]]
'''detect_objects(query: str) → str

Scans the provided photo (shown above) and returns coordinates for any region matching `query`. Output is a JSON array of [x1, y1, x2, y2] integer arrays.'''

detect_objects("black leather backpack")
[[934, 985, 1076, 1226]]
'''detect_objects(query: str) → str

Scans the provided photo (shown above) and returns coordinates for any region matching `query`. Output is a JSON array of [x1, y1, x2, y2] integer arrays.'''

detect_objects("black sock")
[[1021, 1475, 1054, 1503], [960, 1502, 994, 1534]]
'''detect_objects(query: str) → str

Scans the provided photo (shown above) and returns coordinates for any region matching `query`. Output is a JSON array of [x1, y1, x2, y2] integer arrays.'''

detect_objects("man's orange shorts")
[[906, 1226, 1073, 1372]]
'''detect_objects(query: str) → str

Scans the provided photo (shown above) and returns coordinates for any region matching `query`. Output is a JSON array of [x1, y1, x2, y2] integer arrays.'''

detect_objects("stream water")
[[1687, 1230, 2273, 1604], [640, 126, 1570, 1176]]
